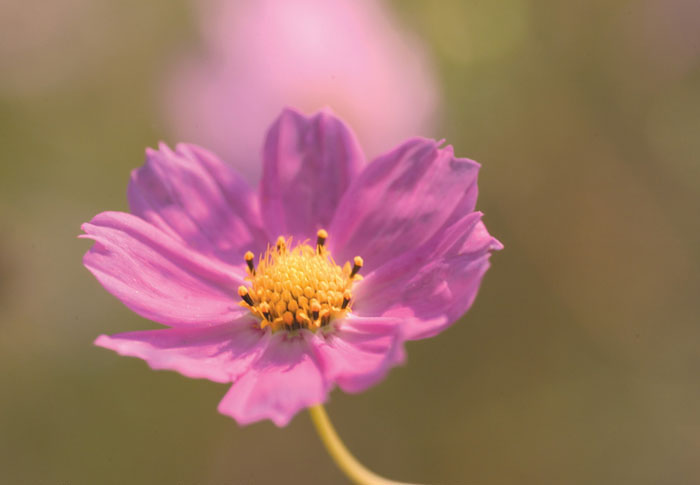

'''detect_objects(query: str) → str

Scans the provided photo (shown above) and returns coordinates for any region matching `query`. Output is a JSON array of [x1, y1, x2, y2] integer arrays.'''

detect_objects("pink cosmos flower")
[[164, 0, 440, 181], [82, 108, 501, 426]]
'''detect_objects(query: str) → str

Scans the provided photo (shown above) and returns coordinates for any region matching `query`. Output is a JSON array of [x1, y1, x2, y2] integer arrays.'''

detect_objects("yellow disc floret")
[[238, 229, 363, 332]]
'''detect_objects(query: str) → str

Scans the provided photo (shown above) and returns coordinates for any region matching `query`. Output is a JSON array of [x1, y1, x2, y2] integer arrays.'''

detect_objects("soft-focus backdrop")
[[1, 1, 699, 484]]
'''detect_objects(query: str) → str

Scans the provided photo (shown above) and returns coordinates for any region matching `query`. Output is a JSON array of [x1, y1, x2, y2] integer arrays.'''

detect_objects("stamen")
[[341, 290, 351, 309], [350, 256, 364, 278], [276, 236, 287, 254], [316, 229, 328, 254], [297, 311, 311, 328], [238, 286, 254, 306], [260, 301, 272, 322], [244, 251, 255, 274], [311, 300, 321, 321], [319, 308, 331, 326]]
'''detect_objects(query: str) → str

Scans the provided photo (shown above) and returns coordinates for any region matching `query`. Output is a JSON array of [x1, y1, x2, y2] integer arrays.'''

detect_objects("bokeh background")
[[1, 0, 699, 484]]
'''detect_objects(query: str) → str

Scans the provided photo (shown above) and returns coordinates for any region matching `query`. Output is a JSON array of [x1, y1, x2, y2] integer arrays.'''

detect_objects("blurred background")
[[1, 0, 699, 483]]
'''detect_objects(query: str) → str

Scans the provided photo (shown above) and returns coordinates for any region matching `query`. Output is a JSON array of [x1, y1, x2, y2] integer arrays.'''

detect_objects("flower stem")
[[308, 404, 420, 485]]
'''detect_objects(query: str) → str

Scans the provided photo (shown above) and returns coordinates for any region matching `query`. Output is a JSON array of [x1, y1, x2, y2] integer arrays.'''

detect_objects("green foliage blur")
[[1, 1, 698, 483]]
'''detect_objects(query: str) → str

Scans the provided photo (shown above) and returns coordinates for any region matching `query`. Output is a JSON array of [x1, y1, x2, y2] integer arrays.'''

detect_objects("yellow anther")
[[319, 308, 331, 326], [316, 229, 328, 253], [350, 256, 363, 278], [259, 301, 272, 321], [282, 311, 294, 326], [238, 286, 254, 306], [244, 251, 255, 274], [276, 236, 287, 253], [341, 290, 352, 309], [297, 311, 311, 327], [310, 300, 321, 321]]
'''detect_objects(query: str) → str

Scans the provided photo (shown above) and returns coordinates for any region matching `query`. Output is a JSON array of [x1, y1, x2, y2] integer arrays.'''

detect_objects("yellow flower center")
[[238, 229, 363, 332]]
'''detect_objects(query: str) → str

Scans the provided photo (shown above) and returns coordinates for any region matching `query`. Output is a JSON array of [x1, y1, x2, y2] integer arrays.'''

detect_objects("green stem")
[[308, 404, 421, 485]]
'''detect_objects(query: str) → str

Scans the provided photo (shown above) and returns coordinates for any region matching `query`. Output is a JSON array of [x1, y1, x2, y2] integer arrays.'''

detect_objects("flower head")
[[82, 108, 502, 426]]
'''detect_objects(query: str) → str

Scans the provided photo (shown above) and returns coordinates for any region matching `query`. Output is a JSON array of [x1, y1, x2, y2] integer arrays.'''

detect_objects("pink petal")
[[217, 331, 329, 427], [310, 316, 406, 394], [329, 138, 480, 272], [128, 143, 268, 263], [81, 211, 244, 326], [94, 316, 268, 383], [354, 212, 503, 340], [260, 108, 364, 241]]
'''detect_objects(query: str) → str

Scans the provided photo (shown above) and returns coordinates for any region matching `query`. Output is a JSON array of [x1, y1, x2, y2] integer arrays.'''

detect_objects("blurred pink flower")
[[164, 0, 440, 181], [82, 108, 500, 426]]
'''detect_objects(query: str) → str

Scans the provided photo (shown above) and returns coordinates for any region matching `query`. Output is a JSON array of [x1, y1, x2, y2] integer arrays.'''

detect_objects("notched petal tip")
[[144, 141, 176, 161], [78, 221, 95, 240], [93, 334, 110, 348]]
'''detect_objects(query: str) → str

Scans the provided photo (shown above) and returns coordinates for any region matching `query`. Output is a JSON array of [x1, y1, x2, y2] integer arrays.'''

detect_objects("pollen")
[[238, 229, 363, 332]]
